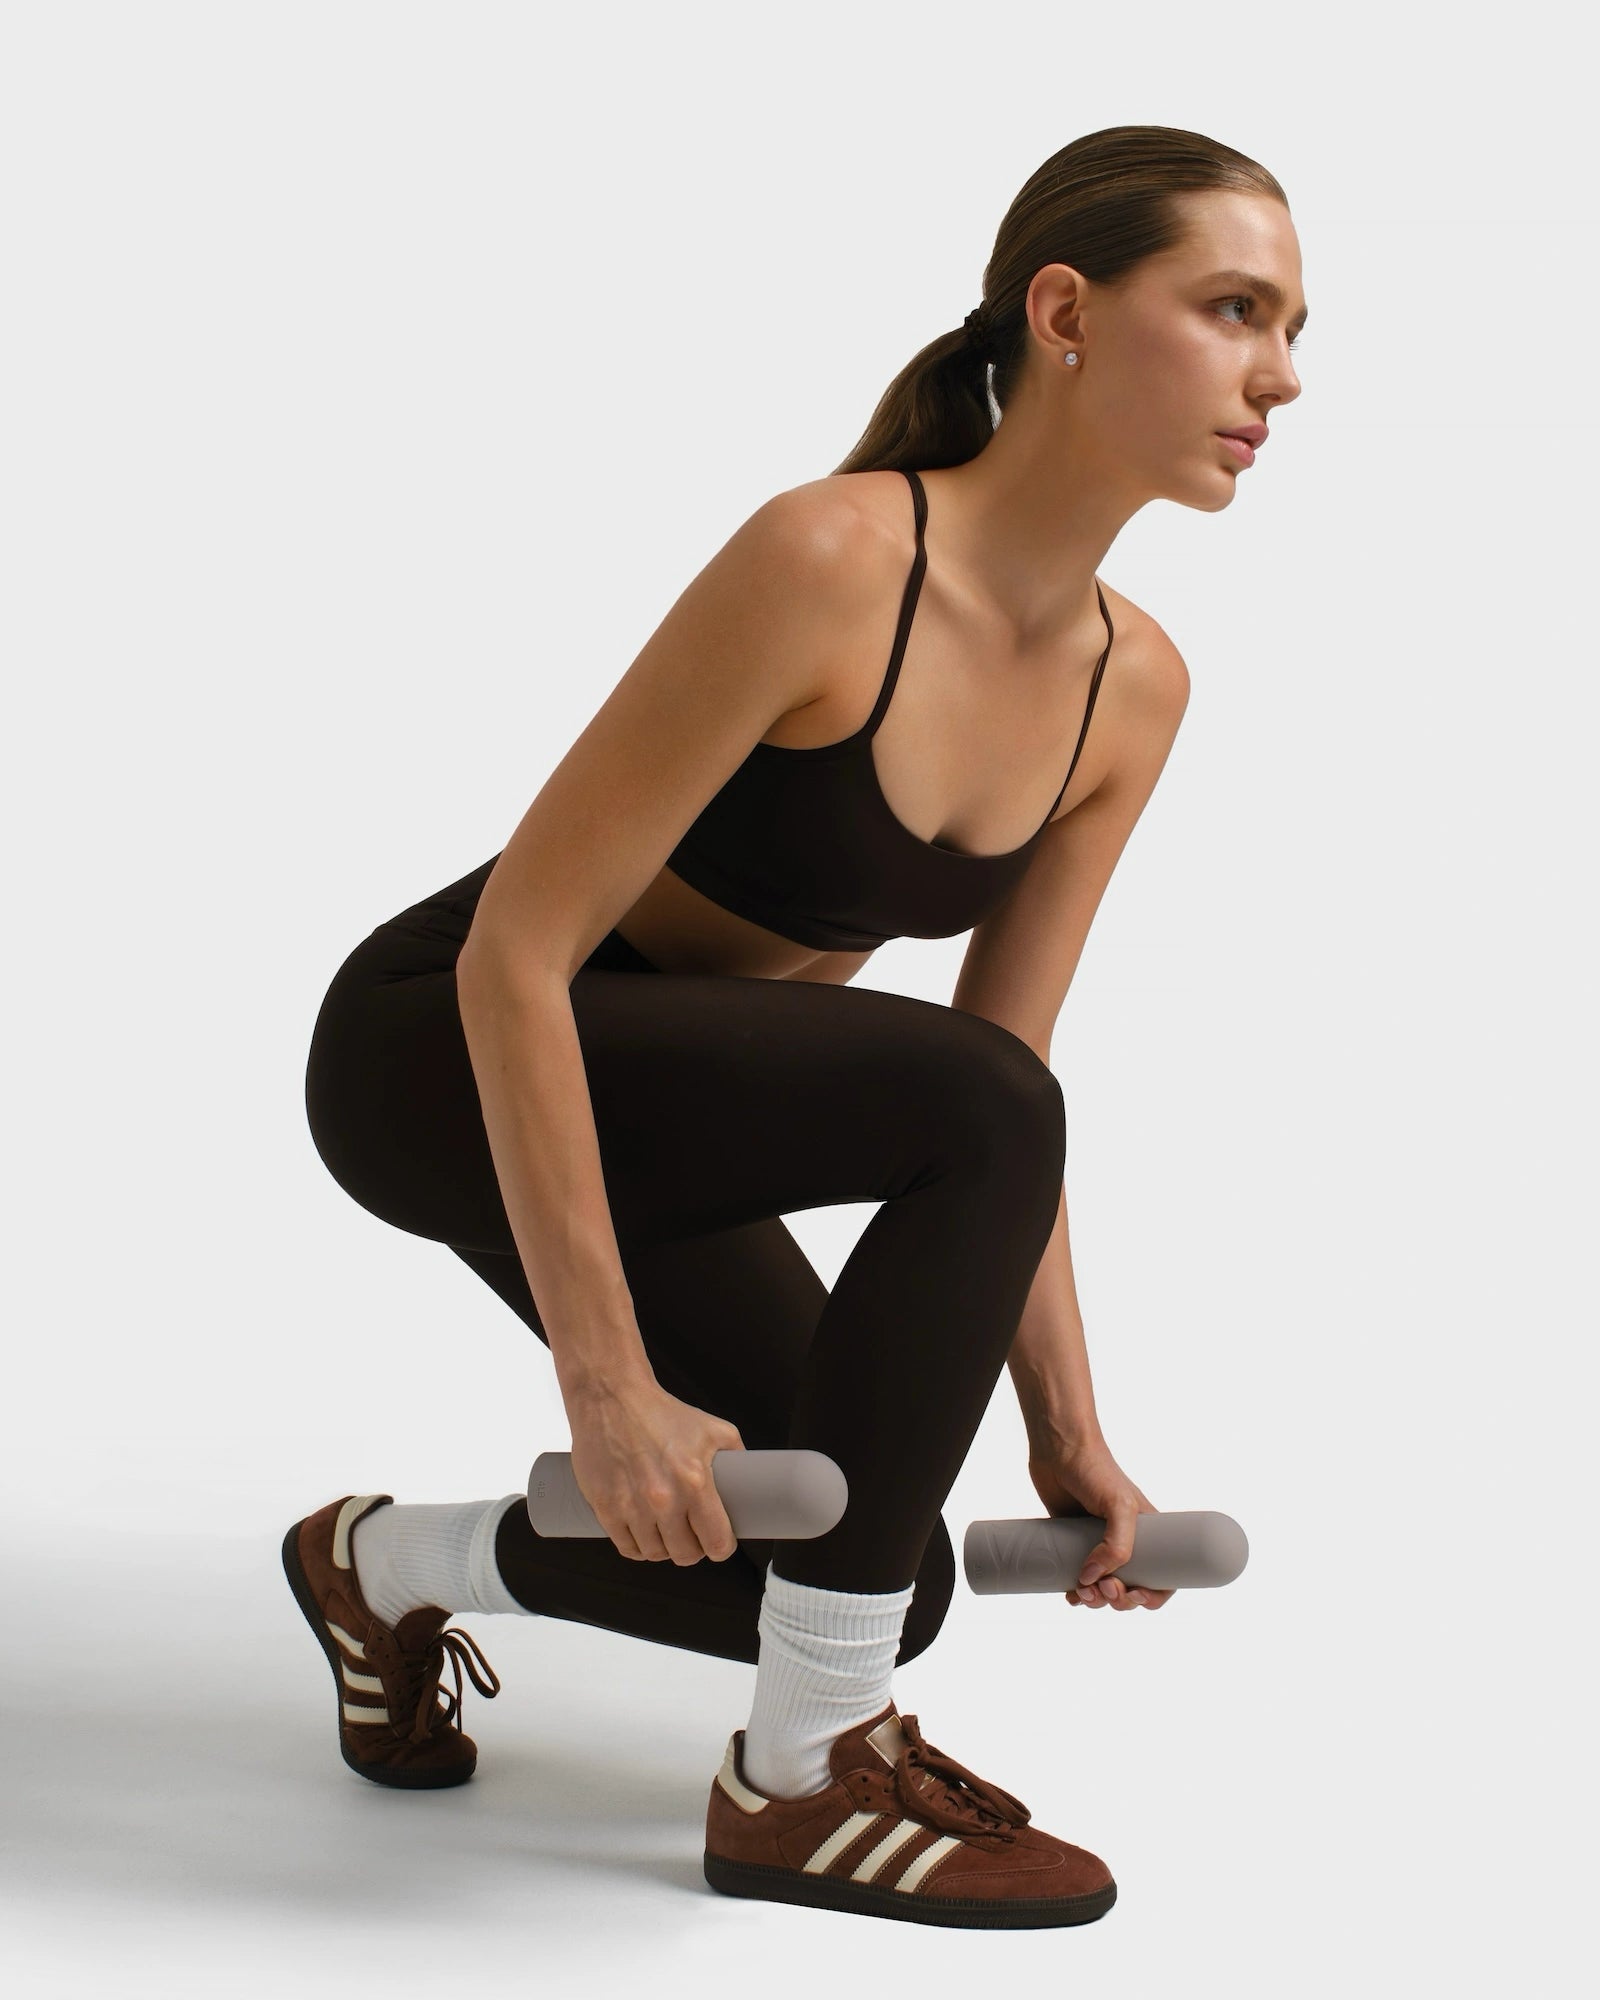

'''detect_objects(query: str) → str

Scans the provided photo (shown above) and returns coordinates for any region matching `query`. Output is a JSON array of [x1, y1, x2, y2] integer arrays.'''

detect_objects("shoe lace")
[[891, 1713, 1033, 1846], [368, 1621, 504, 1745]]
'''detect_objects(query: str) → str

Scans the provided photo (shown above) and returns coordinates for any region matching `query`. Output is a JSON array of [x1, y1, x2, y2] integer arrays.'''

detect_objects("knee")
[[895, 1513, 956, 1664], [917, 1010, 1066, 1181]]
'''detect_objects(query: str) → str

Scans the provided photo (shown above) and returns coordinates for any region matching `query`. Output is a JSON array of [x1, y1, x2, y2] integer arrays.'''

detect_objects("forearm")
[[1006, 1185, 1106, 1453], [455, 941, 655, 1408]]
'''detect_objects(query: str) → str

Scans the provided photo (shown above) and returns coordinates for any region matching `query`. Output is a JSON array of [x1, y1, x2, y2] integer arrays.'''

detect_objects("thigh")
[[305, 920, 1054, 1258], [452, 1213, 829, 1449]]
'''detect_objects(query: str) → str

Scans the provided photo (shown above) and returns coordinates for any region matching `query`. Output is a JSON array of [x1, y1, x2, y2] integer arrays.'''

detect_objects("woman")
[[287, 122, 1305, 1928]]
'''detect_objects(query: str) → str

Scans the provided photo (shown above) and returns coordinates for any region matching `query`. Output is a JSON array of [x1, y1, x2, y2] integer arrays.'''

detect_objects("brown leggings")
[[303, 858, 1067, 1666]]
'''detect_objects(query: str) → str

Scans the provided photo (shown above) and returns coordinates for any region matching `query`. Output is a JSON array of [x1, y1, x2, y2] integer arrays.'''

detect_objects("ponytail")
[[832, 122, 1288, 476]]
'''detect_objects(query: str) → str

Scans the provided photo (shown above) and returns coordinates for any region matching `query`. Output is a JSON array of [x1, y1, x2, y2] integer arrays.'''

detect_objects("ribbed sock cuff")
[[351, 1494, 533, 1624], [740, 1564, 917, 1799], [468, 1494, 531, 1615]]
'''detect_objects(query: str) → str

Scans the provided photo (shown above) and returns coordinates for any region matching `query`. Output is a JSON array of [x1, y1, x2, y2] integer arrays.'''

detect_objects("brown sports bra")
[[662, 467, 1115, 951]]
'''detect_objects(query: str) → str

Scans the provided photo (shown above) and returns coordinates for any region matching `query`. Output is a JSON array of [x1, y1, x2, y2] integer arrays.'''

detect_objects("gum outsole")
[[703, 1851, 1117, 1928]]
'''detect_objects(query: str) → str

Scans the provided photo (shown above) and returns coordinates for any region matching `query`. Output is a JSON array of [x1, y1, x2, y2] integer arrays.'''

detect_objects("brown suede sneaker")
[[281, 1492, 502, 1790], [704, 1700, 1116, 1929]]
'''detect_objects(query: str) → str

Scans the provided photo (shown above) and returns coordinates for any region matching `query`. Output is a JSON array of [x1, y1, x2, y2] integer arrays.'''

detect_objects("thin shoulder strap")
[[862, 468, 929, 738], [1039, 580, 1116, 826]]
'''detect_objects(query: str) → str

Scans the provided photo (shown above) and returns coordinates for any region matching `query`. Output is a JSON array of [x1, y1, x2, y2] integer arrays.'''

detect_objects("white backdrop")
[[3, 3, 1593, 1994]]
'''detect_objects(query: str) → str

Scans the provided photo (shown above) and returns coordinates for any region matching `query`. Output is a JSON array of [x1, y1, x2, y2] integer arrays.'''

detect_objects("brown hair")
[[832, 124, 1289, 477]]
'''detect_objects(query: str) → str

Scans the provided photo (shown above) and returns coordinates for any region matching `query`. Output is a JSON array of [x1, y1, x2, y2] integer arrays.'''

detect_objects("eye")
[[1217, 295, 1302, 352]]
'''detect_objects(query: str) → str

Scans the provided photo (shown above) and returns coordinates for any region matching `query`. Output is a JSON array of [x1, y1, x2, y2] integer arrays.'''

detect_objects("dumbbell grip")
[[526, 1449, 848, 1540], [963, 1511, 1248, 1593]]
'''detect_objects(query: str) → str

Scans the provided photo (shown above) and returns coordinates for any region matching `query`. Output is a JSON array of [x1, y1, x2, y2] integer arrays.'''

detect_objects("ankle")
[[740, 1565, 915, 1800], [351, 1495, 531, 1626]]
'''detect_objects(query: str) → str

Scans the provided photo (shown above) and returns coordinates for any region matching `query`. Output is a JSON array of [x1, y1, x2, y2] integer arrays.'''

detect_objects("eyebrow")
[[1201, 268, 1309, 333]]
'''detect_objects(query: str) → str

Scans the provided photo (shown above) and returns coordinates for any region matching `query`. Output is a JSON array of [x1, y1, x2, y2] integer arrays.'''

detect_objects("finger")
[[1103, 1499, 1138, 1576], [626, 1515, 673, 1562], [1078, 1509, 1134, 1592], [1077, 1546, 1112, 1590], [612, 1520, 647, 1562], [686, 1488, 738, 1563], [656, 1508, 709, 1567], [667, 1528, 708, 1566]]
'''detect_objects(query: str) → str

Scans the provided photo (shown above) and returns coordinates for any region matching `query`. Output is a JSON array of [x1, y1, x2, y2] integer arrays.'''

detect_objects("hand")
[[567, 1375, 746, 1566], [1027, 1434, 1174, 1612]]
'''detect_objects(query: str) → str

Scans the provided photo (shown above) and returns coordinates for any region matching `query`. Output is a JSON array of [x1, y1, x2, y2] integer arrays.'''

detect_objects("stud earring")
[[1064, 352, 1079, 367]]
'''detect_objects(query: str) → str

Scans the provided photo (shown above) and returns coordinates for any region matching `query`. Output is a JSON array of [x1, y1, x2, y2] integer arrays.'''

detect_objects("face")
[[1028, 190, 1307, 511]]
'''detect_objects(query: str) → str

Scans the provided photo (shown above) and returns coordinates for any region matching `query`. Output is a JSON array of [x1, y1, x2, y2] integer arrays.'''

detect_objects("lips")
[[1217, 433, 1256, 468]]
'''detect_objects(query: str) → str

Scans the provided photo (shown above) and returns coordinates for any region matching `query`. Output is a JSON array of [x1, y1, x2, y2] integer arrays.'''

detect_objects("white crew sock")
[[350, 1494, 532, 1626], [740, 1564, 916, 1800]]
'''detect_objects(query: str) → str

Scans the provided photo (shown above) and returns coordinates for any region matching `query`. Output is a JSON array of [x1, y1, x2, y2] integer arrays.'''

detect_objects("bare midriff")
[[613, 864, 876, 983]]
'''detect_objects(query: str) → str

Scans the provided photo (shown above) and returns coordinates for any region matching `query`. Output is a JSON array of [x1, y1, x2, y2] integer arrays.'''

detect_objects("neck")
[[920, 414, 1144, 650]]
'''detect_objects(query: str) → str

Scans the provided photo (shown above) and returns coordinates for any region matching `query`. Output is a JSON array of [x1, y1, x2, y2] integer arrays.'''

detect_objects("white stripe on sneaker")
[[342, 1700, 391, 1725], [892, 1833, 962, 1893], [328, 1615, 389, 1720], [851, 1816, 928, 1882], [713, 1728, 974, 1900], [802, 1810, 885, 1875]]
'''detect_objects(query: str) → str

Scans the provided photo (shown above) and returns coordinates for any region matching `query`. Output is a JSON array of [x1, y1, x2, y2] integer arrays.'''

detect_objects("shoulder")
[[681, 475, 903, 658], [1096, 581, 1191, 720], [693, 475, 910, 723], [753, 471, 915, 591], [1065, 583, 1189, 817]]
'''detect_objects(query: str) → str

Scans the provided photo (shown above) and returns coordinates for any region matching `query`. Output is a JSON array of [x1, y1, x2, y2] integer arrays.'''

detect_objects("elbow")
[[457, 930, 574, 1006]]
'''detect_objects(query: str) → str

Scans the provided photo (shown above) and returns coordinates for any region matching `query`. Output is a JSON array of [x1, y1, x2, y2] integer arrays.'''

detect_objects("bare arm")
[[455, 482, 881, 1410], [454, 965, 650, 1408], [1006, 1187, 1101, 1452], [952, 617, 1191, 1443]]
